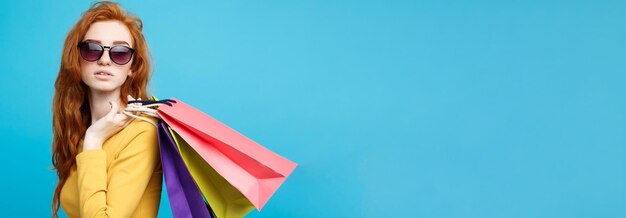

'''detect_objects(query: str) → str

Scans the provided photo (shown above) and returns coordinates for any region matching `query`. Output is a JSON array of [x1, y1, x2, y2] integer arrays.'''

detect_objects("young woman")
[[51, 2, 162, 217]]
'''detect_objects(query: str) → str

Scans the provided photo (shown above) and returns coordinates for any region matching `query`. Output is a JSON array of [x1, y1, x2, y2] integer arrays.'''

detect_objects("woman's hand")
[[83, 95, 141, 151]]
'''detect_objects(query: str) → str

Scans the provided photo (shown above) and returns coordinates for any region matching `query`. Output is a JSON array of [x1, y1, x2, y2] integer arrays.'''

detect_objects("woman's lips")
[[94, 71, 113, 80]]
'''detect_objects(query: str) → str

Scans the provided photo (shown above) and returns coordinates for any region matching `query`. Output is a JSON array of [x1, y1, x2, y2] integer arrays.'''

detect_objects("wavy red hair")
[[51, 1, 152, 217]]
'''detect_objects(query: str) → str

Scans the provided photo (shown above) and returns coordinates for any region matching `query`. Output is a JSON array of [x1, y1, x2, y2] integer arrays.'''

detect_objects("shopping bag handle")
[[127, 99, 177, 106], [123, 99, 177, 126]]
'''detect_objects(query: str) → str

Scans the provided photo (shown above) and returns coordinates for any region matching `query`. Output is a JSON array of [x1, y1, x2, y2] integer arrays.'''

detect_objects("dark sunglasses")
[[77, 41, 135, 65]]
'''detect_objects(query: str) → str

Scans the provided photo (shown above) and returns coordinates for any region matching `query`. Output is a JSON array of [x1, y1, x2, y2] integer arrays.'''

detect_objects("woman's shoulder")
[[129, 115, 158, 131], [120, 115, 158, 143], [101, 115, 159, 157]]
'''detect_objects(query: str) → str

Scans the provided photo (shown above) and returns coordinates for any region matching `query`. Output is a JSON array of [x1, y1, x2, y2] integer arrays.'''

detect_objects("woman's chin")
[[83, 79, 124, 93], [87, 85, 121, 93]]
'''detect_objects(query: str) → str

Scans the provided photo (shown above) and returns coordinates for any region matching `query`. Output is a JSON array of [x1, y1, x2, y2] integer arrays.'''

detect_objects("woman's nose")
[[97, 50, 112, 65]]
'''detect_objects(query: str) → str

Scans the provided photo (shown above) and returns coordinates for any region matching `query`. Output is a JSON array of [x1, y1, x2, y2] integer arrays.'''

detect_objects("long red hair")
[[51, 1, 152, 217]]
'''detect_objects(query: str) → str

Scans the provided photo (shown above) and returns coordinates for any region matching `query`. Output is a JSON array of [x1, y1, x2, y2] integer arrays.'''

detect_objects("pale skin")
[[80, 20, 142, 151]]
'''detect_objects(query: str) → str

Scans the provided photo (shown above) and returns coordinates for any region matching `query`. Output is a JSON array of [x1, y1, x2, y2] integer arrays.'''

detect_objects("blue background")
[[1, 0, 625, 217]]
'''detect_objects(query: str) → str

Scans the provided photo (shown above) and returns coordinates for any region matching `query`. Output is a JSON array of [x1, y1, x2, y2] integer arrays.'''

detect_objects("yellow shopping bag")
[[169, 127, 255, 218]]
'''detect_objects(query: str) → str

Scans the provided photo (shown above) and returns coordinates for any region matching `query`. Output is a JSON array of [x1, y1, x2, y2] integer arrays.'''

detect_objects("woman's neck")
[[88, 89, 123, 125]]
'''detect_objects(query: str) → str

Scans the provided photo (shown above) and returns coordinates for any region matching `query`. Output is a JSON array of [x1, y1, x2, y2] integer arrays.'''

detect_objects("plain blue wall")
[[1, 0, 625, 217]]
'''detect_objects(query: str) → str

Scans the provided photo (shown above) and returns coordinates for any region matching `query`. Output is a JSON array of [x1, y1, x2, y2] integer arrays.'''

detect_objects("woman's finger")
[[132, 97, 142, 115], [107, 101, 119, 118], [127, 95, 138, 106], [126, 95, 141, 116]]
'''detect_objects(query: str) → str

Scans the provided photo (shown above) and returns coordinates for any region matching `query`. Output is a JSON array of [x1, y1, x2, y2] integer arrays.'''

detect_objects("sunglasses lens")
[[110, 46, 133, 65], [79, 42, 103, 61]]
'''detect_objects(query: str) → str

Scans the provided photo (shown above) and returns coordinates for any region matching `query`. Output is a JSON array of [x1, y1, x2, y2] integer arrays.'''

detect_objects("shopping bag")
[[156, 98, 298, 210], [157, 121, 216, 218], [169, 127, 255, 218]]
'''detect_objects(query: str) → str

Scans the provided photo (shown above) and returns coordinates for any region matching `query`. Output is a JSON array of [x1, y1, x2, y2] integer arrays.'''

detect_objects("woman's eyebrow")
[[83, 39, 131, 46], [112, 41, 130, 46]]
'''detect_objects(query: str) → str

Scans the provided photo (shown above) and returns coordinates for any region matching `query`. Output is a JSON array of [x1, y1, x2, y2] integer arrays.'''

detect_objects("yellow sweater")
[[60, 118, 163, 218]]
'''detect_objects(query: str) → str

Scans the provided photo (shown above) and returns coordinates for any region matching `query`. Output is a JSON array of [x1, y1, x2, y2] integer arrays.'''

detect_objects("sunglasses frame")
[[77, 41, 136, 65]]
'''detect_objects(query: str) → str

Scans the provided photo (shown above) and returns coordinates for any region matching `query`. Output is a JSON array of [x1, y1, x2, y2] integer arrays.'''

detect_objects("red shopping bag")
[[156, 98, 297, 210]]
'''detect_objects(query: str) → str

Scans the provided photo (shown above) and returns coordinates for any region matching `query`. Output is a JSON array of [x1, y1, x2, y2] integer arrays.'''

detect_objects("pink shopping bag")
[[156, 98, 297, 210]]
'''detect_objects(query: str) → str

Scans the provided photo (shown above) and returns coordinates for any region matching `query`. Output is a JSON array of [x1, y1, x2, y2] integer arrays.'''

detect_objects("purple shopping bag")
[[157, 121, 216, 218]]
